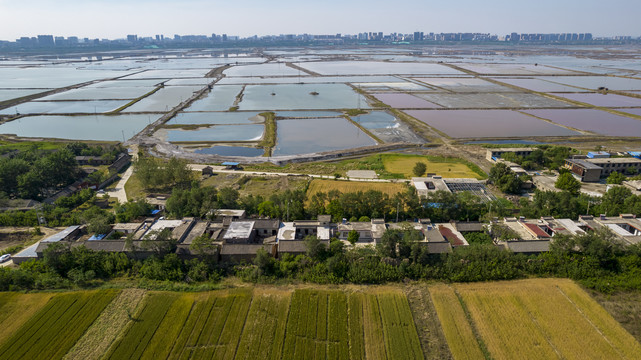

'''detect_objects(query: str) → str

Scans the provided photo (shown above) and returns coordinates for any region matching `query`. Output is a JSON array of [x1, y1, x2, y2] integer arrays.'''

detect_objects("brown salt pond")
[[404, 110, 581, 138], [522, 109, 641, 137]]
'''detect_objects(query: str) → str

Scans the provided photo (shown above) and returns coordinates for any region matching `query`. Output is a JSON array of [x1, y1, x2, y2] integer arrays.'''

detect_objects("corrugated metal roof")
[[42, 225, 80, 243]]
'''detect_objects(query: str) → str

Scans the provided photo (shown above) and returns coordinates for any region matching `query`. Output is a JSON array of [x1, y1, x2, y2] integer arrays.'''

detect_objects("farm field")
[[431, 279, 641, 360], [0, 289, 118, 360], [0, 281, 640, 359], [306, 179, 408, 201], [381, 154, 486, 179]]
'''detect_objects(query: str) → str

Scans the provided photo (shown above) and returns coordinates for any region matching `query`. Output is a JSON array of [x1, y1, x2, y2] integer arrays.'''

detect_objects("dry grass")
[[306, 179, 406, 200], [0, 293, 54, 344], [429, 285, 485, 360], [64, 288, 146, 360], [589, 289, 641, 343], [383, 155, 483, 179], [454, 279, 641, 360], [404, 284, 453, 360]]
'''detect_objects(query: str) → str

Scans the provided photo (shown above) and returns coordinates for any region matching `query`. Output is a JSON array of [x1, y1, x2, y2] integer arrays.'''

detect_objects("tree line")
[[0, 226, 638, 294]]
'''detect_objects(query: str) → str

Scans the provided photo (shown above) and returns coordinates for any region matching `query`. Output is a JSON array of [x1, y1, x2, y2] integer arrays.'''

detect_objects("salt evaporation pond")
[[617, 108, 641, 117], [351, 111, 398, 129], [85, 79, 167, 88], [295, 61, 465, 75], [491, 78, 587, 92], [0, 100, 128, 115], [238, 84, 370, 110], [404, 110, 581, 138], [273, 118, 376, 156], [167, 112, 262, 125], [372, 93, 441, 108], [552, 93, 641, 107], [456, 63, 574, 75], [125, 86, 202, 112], [194, 146, 264, 157], [0, 67, 131, 88], [415, 93, 571, 108], [224, 63, 304, 77], [0, 114, 152, 141], [185, 85, 242, 111], [353, 81, 430, 91], [123, 69, 209, 79], [166, 124, 264, 142], [217, 75, 401, 85], [0, 89, 51, 102], [39, 86, 154, 101], [522, 109, 641, 137], [540, 76, 641, 91], [412, 78, 515, 92], [276, 111, 341, 118]]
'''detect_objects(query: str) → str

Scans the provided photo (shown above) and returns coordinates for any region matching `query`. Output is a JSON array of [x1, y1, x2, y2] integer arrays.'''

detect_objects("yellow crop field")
[[0, 293, 54, 344], [306, 179, 407, 199], [382, 154, 485, 179], [428, 285, 485, 360], [437, 279, 641, 360]]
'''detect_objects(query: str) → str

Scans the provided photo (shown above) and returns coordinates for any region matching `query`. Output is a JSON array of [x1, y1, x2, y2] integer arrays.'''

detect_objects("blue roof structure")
[[587, 151, 610, 158], [221, 162, 239, 166], [629, 151, 641, 158], [88, 234, 107, 241], [151, 209, 161, 215]]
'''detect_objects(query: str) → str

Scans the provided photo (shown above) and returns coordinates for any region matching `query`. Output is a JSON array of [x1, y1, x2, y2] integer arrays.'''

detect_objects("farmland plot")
[[106, 289, 253, 360], [435, 279, 641, 360], [0, 290, 118, 360], [282, 289, 350, 359], [235, 289, 291, 360], [0, 292, 54, 345]]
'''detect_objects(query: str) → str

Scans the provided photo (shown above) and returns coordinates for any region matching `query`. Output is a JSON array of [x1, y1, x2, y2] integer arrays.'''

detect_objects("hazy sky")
[[0, 0, 638, 41]]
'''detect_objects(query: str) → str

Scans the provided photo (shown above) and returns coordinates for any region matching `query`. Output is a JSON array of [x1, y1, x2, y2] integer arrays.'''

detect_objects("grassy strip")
[[348, 293, 366, 359], [259, 111, 276, 157], [63, 289, 145, 360], [344, 115, 384, 143], [429, 285, 486, 360], [404, 284, 453, 360], [453, 290, 493, 360], [105, 292, 178, 359], [108, 86, 162, 114], [161, 124, 211, 130], [382, 153, 487, 179]]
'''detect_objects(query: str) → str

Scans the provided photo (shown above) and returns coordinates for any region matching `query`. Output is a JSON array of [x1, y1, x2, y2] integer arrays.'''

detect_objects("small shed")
[[202, 166, 214, 176]]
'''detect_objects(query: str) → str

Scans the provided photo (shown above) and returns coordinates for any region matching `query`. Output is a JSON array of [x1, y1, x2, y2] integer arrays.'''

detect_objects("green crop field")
[[0, 290, 118, 360], [0, 282, 640, 360]]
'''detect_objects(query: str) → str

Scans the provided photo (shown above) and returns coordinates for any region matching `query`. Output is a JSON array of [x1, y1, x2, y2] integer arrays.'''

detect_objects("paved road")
[[106, 165, 134, 203]]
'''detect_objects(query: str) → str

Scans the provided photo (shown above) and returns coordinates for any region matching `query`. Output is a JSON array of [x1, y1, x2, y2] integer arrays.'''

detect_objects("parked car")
[[0, 254, 10, 263]]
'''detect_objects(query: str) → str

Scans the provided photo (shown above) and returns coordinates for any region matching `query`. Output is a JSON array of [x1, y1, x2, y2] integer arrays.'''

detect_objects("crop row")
[[457, 279, 641, 360], [105, 292, 179, 359], [0, 292, 53, 345], [106, 289, 253, 360], [235, 290, 290, 360], [283, 289, 354, 359], [377, 292, 423, 360], [0, 290, 118, 360]]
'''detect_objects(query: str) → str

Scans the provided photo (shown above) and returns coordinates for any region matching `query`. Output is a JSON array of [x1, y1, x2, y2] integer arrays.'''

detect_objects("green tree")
[[555, 172, 581, 195], [489, 162, 522, 194], [304, 235, 326, 260], [347, 230, 360, 246], [190, 234, 217, 256], [412, 162, 426, 177], [606, 171, 626, 185]]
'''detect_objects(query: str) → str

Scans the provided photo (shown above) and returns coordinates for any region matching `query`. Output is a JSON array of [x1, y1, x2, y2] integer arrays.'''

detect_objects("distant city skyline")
[[0, 0, 639, 41]]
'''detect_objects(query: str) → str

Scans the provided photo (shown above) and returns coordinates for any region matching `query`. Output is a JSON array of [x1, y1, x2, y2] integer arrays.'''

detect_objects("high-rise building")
[[37, 35, 54, 46], [127, 34, 138, 42], [413, 32, 424, 41]]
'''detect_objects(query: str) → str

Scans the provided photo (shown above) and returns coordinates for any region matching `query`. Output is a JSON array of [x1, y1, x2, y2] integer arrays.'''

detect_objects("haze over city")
[[0, 0, 639, 40]]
